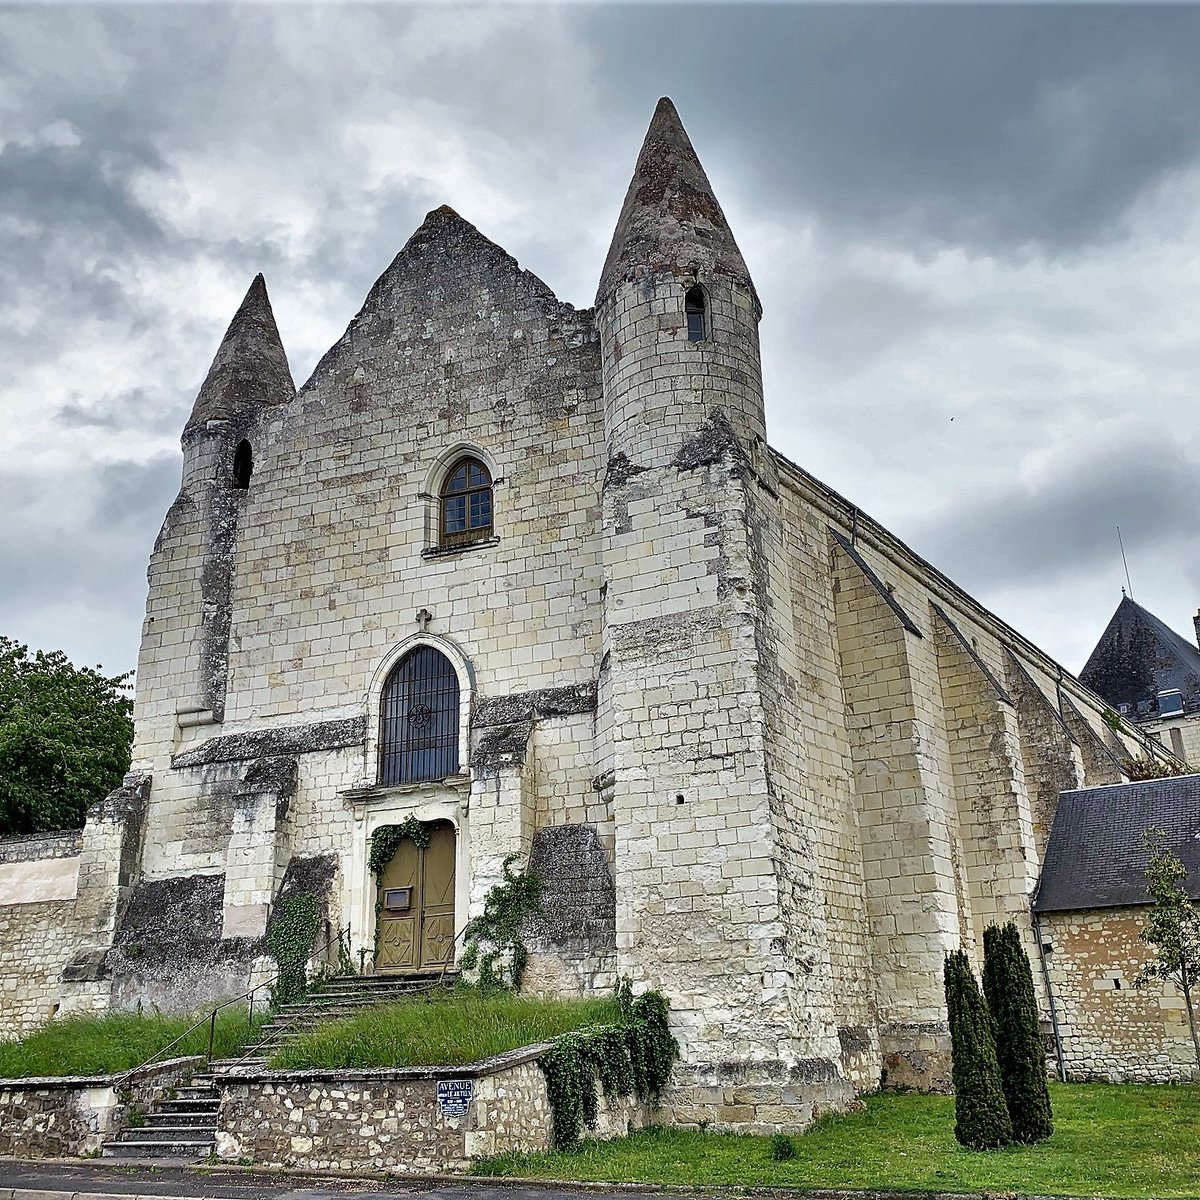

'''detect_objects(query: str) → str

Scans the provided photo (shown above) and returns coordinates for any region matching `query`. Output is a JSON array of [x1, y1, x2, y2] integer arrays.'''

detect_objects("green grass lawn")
[[0, 1008, 265, 1078], [271, 991, 622, 1069], [474, 1084, 1200, 1199]]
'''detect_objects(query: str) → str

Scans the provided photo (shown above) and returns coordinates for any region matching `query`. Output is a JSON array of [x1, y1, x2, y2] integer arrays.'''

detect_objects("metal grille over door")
[[379, 647, 460, 785]]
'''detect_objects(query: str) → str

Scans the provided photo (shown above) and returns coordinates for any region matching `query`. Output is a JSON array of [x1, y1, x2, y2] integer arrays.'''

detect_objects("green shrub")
[[943, 950, 1012, 1150], [769, 1132, 796, 1161], [983, 922, 1053, 1143]]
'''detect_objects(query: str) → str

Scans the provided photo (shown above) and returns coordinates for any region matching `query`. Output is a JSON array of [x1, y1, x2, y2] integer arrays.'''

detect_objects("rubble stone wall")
[[1045, 907, 1199, 1082], [0, 1057, 202, 1158], [214, 1053, 650, 1172]]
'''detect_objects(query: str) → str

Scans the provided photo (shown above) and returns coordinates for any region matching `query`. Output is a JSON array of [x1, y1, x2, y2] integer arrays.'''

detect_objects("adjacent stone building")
[[1036, 775, 1200, 1082], [0, 98, 1165, 1126]]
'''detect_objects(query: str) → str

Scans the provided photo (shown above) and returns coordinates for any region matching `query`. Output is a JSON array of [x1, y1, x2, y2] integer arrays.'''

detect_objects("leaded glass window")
[[440, 456, 493, 547]]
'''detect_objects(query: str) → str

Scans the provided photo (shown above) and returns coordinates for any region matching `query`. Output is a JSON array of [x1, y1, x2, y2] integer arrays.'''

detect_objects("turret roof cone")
[[597, 97, 757, 307], [185, 273, 295, 435]]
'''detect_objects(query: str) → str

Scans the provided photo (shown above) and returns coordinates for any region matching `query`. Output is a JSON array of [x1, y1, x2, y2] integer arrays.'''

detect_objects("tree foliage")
[[0, 637, 133, 837], [944, 949, 1013, 1150], [1135, 828, 1200, 1067], [982, 922, 1053, 1143]]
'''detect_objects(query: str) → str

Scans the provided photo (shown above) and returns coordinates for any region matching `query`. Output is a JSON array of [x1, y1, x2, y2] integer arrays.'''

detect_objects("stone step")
[[135, 1111, 219, 1129], [155, 1099, 220, 1114], [114, 1118, 216, 1137], [104, 1136, 214, 1159]]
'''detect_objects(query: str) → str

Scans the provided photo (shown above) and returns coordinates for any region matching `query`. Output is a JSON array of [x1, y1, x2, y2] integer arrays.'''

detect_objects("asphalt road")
[[0, 1161, 672, 1200]]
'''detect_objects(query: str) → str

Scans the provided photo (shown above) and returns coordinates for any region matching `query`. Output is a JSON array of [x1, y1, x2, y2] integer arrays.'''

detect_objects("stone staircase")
[[221, 971, 456, 1071], [103, 1077, 221, 1160], [102, 972, 455, 1160]]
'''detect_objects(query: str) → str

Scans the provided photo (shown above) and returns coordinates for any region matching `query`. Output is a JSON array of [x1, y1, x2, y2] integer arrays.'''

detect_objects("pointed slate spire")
[[597, 97, 757, 307], [184, 274, 295, 436]]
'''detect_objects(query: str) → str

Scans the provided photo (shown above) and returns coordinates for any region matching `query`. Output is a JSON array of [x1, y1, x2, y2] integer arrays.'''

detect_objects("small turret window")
[[440, 456, 493, 547], [685, 285, 708, 342], [233, 440, 253, 489]]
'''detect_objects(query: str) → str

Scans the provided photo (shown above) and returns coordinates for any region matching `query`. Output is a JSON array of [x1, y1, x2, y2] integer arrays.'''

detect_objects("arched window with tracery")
[[379, 646, 460, 785], [440, 456, 493, 547], [685, 285, 708, 342]]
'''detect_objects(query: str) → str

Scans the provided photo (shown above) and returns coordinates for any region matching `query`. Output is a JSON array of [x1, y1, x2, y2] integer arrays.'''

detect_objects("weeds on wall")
[[267, 892, 321, 1007], [539, 979, 678, 1149], [460, 853, 542, 991]]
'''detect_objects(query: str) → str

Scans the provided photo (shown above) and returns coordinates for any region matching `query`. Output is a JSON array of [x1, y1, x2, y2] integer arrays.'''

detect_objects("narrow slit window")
[[685, 285, 708, 342], [378, 646, 461, 785], [233, 440, 253, 489], [440, 456, 493, 548]]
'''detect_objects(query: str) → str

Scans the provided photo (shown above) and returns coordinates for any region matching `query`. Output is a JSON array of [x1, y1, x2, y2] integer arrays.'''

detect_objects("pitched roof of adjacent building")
[[1079, 596, 1200, 717], [1034, 775, 1200, 912]]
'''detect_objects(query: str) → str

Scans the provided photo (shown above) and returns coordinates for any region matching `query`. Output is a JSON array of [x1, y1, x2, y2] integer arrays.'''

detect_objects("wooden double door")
[[375, 821, 456, 973]]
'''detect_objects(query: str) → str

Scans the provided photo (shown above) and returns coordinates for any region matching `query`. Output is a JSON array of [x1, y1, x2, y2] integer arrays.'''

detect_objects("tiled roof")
[[1034, 775, 1200, 912]]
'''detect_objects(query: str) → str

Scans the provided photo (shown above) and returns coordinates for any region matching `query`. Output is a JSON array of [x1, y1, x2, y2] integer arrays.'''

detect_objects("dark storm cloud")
[[577, 5, 1200, 254], [0, 455, 178, 584], [910, 437, 1200, 592], [3, 4, 1199, 674]]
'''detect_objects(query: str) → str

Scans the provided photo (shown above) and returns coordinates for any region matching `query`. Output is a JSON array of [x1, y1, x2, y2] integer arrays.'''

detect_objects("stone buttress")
[[595, 98, 852, 1128]]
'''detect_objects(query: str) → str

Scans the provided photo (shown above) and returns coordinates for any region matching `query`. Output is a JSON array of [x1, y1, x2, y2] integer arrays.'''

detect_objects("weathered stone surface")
[[0, 1058, 201, 1159]]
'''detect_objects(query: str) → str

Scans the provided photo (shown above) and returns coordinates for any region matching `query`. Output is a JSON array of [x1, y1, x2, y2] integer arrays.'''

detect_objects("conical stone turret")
[[597, 97, 757, 308], [184, 274, 295, 437], [595, 97, 765, 466]]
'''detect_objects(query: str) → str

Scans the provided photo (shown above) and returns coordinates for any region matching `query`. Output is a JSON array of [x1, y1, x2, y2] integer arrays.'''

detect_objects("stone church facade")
[[0, 99, 1165, 1127]]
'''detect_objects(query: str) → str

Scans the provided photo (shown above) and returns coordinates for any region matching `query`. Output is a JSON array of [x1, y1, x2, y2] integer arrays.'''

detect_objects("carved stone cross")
[[416, 608, 433, 633]]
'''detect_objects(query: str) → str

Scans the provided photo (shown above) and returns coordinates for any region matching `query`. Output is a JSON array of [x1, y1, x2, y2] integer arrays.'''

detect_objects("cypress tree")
[[983, 921, 1054, 1143], [943, 950, 1013, 1150]]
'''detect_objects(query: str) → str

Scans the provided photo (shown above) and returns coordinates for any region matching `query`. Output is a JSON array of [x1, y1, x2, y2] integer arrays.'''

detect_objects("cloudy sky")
[[3, 3, 1200, 681]]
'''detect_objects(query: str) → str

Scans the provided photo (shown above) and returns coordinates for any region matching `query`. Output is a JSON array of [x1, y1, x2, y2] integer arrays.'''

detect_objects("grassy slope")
[[272, 992, 622, 1069], [475, 1084, 1200, 1199], [0, 1009, 264, 1078]]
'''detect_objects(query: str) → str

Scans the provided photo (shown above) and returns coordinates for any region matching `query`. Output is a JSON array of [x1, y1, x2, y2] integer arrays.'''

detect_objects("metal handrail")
[[116, 921, 351, 1084]]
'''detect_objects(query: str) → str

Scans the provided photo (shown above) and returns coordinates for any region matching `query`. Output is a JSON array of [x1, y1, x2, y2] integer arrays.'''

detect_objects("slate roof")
[[1079, 596, 1200, 716], [1034, 775, 1200, 912]]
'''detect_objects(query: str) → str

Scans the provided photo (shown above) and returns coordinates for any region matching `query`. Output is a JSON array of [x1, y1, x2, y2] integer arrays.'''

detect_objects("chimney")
[[1194, 609, 1200, 650]]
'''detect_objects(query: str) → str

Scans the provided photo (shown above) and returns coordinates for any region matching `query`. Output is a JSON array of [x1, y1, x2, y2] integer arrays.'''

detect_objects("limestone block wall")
[[831, 542, 960, 1089], [0, 899, 80, 1037], [756, 485, 872, 1089], [1005, 656, 1085, 855], [1045, 907, 1199, 1082], [932, 611, 1039, 948], [523, 824, 617, 996]]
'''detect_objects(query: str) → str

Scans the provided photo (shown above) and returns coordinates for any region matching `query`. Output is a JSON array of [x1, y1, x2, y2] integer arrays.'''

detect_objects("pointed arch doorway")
[[375, 820, 457, 973]]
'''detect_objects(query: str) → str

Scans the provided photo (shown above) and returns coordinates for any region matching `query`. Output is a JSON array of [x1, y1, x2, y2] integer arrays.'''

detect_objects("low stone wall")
[[0, 1056, 203, 1157], [215, 1045, 651, 1171], [661, 1058, 856, 1134], [879, 1021, 953, 1093], [1044, 907, 1200, 1083]]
